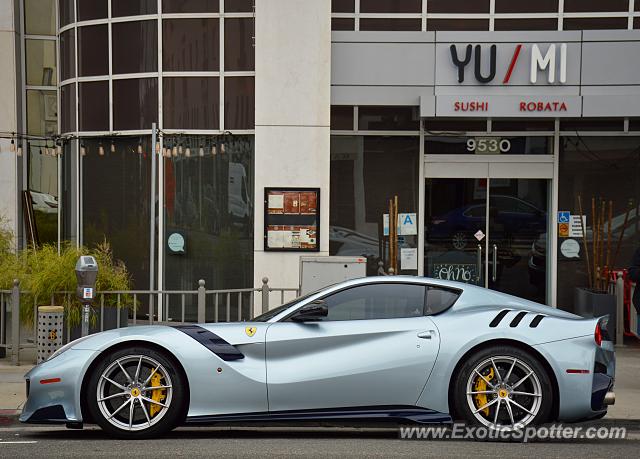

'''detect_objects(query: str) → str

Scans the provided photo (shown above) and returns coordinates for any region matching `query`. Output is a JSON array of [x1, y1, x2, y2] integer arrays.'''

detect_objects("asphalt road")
[[1, 424, 639, 458]]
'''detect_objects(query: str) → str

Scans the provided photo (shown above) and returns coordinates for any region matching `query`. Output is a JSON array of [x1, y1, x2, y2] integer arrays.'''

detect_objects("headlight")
[[47, 335, 92, 362]]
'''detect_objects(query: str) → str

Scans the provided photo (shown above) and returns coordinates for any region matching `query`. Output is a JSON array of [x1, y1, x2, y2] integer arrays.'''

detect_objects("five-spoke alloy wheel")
[[87, 346, 186, 439]]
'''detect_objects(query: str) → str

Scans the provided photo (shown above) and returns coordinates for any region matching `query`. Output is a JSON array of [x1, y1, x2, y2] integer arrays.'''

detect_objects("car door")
[[264, 282, 440, 412]]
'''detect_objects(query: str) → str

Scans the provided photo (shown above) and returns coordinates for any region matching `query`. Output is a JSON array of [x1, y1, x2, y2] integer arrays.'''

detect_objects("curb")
[[0, 409, 21, 426]]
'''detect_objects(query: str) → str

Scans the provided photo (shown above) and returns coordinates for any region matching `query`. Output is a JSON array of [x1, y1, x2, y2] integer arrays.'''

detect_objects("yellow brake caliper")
[[473, 367, 495, 417], [149, 371, 166, 417]]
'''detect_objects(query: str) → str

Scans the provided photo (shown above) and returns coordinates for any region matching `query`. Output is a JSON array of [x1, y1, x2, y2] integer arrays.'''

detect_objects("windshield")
[[251, 289, 323, 322]]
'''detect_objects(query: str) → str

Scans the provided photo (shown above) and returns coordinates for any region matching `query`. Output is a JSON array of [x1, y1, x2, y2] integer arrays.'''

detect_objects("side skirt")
[[185, 406, 452, 425]]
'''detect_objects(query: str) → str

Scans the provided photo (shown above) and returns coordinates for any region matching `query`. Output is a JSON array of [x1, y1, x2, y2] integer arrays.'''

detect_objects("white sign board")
[[400, 248, 418, 270], [569, 215, 586, 238], [383, 213, 418, 236]]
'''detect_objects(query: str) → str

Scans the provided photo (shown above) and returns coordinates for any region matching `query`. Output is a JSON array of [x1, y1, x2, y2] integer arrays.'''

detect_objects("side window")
[[320, 283, 425, 321], [425, 287, 460, 315]]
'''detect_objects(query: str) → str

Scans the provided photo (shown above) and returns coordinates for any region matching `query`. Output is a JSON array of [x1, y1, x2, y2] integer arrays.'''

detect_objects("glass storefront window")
[[224, 0, 254, 12], [332, 18, 355, 31], [60, 83, 76, 133], [25, 0, 56, 35], [494, 19, 558, 31], [563, 17, 628, 30], [564, 0, 628, 12], [113, 78, 159, 131], [225, 18, 254, 72], [78, 25, 109, 77], [79, 81, 109, 131], [112, 21, 158, 74], [163, 135, 254, 320], [59, 0, 74, 27], [360, 0, 421, 13], [25, 40, 57, 86], [495, 0, 558, 13], [60, 29, 75, 81], [162, 0, 218, 13], [331, 105, 354, 130], [428, 0, 490, 13], [557, 137, 640, 312], [332, 0, 355, 13], [163, 19, 220, 72], [77, 0, 108, 21], [330, 136, 419, 276], [112, 0, 157, 17], [224, 77, 255, 130], [28, 141, 59, 246], [358, 106, 419, 131], [359, 19, 422, 31], [427, 19, 489, 31], [26, 90, 58, 136], [163, 77, 220, 130], [83, 137, 152, 289]]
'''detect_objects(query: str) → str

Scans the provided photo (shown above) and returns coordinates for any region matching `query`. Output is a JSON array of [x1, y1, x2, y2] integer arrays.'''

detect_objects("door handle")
[[492, 244, 498, 282], [417, 330, 436, 339], [476, 244, 482, 283]]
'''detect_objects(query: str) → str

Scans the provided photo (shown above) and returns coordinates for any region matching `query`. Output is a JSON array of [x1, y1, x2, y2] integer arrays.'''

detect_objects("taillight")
[[595, 317, 610, 346], [595, 322, 602, 346]]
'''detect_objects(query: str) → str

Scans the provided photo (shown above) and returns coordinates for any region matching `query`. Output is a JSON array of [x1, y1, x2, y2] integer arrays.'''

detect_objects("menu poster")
[[264, 188, 320, 252]]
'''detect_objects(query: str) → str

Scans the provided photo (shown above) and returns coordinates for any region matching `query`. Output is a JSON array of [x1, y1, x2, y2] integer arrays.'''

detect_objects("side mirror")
[[290, 300, 328, 322]]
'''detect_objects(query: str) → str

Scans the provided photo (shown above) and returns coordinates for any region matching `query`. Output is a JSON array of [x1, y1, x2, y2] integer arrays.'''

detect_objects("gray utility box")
[[299, 256, 367, 295]]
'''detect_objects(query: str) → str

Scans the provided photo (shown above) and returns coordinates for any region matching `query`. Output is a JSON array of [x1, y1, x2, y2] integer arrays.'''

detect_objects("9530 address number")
[[466, 138, 512, 154]]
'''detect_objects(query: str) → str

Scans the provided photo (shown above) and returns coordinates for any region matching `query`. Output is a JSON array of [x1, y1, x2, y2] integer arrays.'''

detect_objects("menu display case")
[[264, 188, 320, 251]]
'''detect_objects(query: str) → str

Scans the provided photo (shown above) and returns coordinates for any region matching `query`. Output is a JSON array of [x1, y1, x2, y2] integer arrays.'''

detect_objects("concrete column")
[[254, 0, 331, 293], [0, 1, 19, 242]]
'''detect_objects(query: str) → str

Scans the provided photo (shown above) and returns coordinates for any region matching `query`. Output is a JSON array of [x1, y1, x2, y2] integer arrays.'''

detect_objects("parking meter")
[[75, 256, 98, 337]]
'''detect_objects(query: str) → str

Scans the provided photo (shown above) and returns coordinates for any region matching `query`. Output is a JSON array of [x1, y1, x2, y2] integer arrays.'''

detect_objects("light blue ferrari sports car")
[[20, 276, 615, 438]]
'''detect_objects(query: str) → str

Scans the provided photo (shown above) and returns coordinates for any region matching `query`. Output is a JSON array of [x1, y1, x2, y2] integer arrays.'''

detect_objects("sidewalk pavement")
[[0, 342, 638, 424]]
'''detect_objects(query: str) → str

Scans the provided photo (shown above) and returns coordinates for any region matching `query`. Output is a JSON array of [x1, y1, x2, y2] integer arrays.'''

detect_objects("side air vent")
[[509, 311, 528, 327], [489, 310, 511, 327], [529, 314, 545, 328]]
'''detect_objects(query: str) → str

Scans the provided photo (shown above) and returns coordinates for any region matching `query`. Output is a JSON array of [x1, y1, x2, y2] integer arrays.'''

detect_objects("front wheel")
[[86, 346, 187, 439], [452, 345, 553, 430]]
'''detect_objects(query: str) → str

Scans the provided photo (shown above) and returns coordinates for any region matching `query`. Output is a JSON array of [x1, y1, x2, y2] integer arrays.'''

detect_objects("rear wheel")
[[86, 346, 186, 439], [453, 345, 553, 430]]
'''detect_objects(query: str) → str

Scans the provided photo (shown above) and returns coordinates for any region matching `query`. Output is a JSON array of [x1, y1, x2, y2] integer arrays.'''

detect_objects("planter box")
[[69, 306, 129, 341], [574, 287, 616, 343]]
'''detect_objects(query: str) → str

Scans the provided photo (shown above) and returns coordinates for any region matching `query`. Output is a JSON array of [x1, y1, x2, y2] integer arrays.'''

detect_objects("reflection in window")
[[79, 81, 109, 131], [163, 19, 220, 71], [26, 90, 58, 136], [563, 17, 628, 30], [427, 19, 489, 31], [112, 0, 157, 16], [358, 106, 419, 131], [26, 40, 57, 86], [83, 137, 152, 289], [113, 79, 158, 131], [495, 0, 558, 13], [112, 21, 158, 74], [163, 135, 254, 320], [494, 18, 558, 31], [225, 18, 254, 71], [428, 0, 490, 13], [224, 0, 254, 12], [564, 0, 628, 12], [162, 0, 218, 14], [557, 137, 640, 312], [330, 136, 419, 275], [332, 18, 355, 31], [332, 0, 355, 13], [59, 0, 74, 27], [28, 140, 59, 245], [25, 0, 56, 35], [77, 0, 108, 21], [163, 77, 219, 129], [331, 105, 354, 130], [60, 29, 75, 81], [224, 77, 255, 130], [78, 25, 109, 77], [60, 84, 76, 133]]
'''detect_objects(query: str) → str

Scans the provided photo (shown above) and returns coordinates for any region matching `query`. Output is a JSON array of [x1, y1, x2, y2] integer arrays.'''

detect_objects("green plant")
[[0, 221, 133, 327]]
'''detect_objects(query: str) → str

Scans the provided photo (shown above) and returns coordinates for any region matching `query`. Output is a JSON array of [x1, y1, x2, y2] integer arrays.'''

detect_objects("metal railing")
[[0, 278, 298, 365]]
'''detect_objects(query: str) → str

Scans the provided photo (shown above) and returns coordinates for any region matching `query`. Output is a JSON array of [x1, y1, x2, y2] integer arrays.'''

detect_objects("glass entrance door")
[[425, 178, 549, 303]]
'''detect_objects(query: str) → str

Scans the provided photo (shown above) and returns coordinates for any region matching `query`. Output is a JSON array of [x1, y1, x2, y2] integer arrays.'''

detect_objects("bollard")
[[262, 277, 269, 314], [197, 279, 206, 323], [37, 306, 64, 363], [615, 273, 624, 346], [11, 279, 20, 366]]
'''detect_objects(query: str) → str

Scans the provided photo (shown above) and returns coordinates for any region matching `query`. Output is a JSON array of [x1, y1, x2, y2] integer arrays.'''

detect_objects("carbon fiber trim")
[[174, 325, 244, 361]]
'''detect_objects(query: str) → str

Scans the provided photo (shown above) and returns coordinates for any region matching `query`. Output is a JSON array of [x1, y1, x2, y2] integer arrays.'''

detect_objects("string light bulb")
[[56, 145, 62, 156], [17, 145, 23, 157], [81, 143, 87, 156], [220, 142, 225, 154], [155, 141, 161, 154], [98, 143, 105, 156], [10, 138, 15, 153], [185, 146, 191, 158], [199, 145, 204, 157], [137, 142, 143, 154], [211, 144, 217, 156], [110, 140, 116, 153], [178, 143, 183, 155], [172, 145, 178, 157]]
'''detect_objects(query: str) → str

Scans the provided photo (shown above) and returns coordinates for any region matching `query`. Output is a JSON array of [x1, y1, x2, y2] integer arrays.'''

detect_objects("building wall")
[[0, 0, 18, 239], [254, 0, 331, 291]]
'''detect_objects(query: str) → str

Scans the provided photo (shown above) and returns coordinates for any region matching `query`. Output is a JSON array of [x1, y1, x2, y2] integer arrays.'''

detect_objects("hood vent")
[[489, 309, 512, 327], [509, 311, 528, 327], [529, 314, 545, 328]]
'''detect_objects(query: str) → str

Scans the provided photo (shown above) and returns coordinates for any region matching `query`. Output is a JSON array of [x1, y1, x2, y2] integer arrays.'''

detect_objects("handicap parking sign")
[[558, 211, 570, 223]]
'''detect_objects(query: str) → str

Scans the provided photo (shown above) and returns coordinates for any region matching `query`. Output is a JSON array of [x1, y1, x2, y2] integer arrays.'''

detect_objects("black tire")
[[86, 345, 187, 439], [452, 345, 553, 430]]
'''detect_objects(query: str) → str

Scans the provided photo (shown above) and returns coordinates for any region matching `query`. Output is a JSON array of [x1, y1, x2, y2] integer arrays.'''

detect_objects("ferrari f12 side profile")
[[21, 276, 615, 438]]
